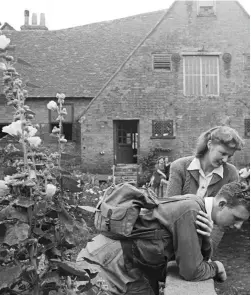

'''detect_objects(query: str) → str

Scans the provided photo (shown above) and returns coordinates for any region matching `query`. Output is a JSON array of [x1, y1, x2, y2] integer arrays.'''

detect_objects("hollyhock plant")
[[47, 100, 58, 111], [2, 120, 22, 136], [26, 125, 38, 137], [0, 62, 7, 71], [0, 180, 9, 197], [0, 32, 100, 295], [27, 136, 42, 148], [45, 183, 57, 198], [0, 34, 10, 50]]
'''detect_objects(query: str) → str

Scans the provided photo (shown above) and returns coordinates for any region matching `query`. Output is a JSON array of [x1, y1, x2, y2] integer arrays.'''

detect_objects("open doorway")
[[113, 120, 139, 164]]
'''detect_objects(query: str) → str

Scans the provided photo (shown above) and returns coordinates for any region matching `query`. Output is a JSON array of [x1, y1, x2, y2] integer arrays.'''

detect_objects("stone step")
[[115, 164, 139, 173], [115, 175, 138, 184], [114, 171, 138, 176]]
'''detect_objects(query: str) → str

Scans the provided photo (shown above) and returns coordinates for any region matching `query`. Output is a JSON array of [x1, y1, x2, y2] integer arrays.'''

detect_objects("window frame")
[[152, 53, 172, 71], [151, 120, 175, 139], [182, 53, 220, 97], [197, 0, 216, 16]]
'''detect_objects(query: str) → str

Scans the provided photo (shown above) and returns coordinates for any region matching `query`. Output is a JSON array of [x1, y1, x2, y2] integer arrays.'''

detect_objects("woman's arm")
[[157, 169, 166, 178]]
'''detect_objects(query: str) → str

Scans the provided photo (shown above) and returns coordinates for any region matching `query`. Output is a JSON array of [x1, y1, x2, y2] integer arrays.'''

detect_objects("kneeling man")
[[77, 181, 249, 295]]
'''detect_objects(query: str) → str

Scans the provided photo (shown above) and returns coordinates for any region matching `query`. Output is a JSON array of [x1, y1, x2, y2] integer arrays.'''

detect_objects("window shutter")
[[153, 54, 171, 70]]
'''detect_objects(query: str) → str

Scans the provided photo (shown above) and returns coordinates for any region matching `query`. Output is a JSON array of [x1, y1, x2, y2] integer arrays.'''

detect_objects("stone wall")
[[0, 97, 92, 165], [81, 1, 250, 173]]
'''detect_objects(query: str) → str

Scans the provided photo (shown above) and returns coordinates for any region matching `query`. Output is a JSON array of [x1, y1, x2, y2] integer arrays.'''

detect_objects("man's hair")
[[195, 126, 244, 158], [216, 181, 250, 211]]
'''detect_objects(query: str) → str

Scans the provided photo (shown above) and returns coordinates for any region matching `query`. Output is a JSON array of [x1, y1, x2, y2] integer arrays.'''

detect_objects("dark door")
[[114, 120, 138, 164]]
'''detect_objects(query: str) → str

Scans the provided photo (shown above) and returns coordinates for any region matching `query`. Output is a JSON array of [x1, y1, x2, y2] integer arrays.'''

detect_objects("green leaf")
[[50, 260, 92, 279], [62, 219, 89, 248], [3, 166, 17, 176], [40, 271, 61, 292], [0, 264, 22, 291], [4, 150, 24, 160], [16, 57, 33, 67], [4, 222, 30, 246], [51, 167, 71, 178], [0, 205, 28, 222], [78, 206, 96, 213], [13, 198, 34, 208], [58, 175, 81, 192]]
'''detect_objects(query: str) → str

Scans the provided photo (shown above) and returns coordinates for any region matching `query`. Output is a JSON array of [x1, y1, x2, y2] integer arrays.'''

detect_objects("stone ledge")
[[164, 261, 216, 295]]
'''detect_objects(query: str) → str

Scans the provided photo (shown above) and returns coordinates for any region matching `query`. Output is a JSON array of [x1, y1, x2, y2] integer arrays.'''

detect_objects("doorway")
[[113, 120, 139, 164]]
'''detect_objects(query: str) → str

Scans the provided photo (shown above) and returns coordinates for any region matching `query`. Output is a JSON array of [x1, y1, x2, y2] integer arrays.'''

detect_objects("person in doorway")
[[76, 181, 249, 295], [159, 156, 172, 197], [150, 157, 166, 197], [166, 125, 244, 249]]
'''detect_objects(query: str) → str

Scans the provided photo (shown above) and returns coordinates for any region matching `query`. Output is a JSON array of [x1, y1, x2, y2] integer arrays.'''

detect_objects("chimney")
[[24, 10, 29, 25], [31, 13, 37, 25], [40, 13, 46, 26], [21, 10, 48, 30]]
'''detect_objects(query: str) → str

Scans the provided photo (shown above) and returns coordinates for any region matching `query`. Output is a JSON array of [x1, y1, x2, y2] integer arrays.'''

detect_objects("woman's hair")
[[195, 126, 244, 158], [156, 156, 164, 164], [216, 181, 250, 212]]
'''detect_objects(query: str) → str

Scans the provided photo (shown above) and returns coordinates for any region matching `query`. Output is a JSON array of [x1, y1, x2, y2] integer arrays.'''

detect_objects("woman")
[[159, 156, 172, 197], [150, 156, 166, 197], [166, 125, 244, 248]]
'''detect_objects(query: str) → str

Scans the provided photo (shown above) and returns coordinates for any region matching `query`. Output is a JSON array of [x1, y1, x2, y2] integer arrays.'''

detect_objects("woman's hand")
[[196, 210, 213, 237]]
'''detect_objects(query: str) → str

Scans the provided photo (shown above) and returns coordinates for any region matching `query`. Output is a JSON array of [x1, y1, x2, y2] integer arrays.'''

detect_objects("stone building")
[[0, 1, 250, 174], [79, 0, 250, 173], [0, 9, 163, 165]]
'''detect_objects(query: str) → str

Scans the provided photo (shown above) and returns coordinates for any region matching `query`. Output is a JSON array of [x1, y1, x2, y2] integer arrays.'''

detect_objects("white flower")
[[0, 62, 7, 71], [27, 136, 42, 148], [52, 126, 60, 134], [47, 100, 58, 111], [239, 167, 250, 179], [2, 120, 22, 136], [59, 136, 67, 143], [0, 35, 10, 50], [4, 175, 12, 184], [56, 93, 66, 100], [45, 184, 57, 198], [26, 126, 37, 137], [0, 180, 9, 197]]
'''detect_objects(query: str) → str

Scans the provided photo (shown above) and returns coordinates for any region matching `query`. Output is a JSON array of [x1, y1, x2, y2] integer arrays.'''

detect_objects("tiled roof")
[[3, 10, 166, 98]]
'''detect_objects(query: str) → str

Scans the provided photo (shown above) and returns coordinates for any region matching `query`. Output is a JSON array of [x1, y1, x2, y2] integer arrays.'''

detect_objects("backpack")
[[94, 182, 161, 239]]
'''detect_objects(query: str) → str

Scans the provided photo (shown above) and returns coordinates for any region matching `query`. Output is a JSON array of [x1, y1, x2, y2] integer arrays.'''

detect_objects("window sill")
[[151, 136, 176, 139]]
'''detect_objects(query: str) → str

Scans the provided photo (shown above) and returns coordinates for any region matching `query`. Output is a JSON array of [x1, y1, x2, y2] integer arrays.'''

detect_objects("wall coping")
[[164, 261, 217, 295]]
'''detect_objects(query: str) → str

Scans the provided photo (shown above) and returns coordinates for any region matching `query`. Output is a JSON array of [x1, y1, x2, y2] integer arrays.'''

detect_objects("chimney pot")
[[24, 10, 29, 25], [31, 13, 37, 25], [40, 13, 46, 26]]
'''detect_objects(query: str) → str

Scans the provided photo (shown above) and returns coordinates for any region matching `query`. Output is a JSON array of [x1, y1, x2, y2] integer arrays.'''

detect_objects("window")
[[183, 55, 219, 96], [49, 104, 74, 141], [244, 119, 250, 139], [197, 1, 216, 16], [152, 120, 174, 138], [153, 54, 171, 71]]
